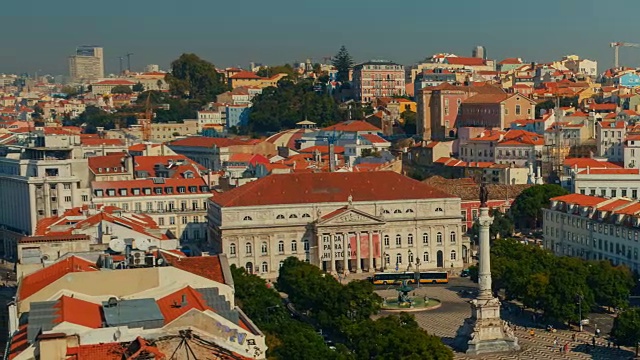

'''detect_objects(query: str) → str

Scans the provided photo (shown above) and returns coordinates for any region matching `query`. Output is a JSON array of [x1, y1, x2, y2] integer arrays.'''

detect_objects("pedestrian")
[[564, 343, 569, 353], [553, 337, 558, 350], [529, 329, 535, 337], [596, 328, 601, 337], [592, 336, 596, 347], [607, 340, 611, 348], [572, 333, 576, 342]]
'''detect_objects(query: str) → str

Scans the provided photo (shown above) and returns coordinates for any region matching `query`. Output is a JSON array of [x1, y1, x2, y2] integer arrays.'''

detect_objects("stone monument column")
[[455, 183, 519, 355]]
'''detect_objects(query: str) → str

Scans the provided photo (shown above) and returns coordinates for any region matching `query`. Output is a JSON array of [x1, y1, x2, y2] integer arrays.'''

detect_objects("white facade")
[[543, 195, 640, 272], [197, 111, 224, 131], [596, 121, 626, 162], [573, 169, 640, 199]]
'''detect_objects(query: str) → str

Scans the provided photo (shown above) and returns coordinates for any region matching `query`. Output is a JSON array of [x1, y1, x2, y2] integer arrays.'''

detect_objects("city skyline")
[[1, 1, 639, 75]]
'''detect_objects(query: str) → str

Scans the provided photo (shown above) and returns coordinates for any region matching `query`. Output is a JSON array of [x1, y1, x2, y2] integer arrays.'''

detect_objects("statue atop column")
[[479, 182, 489, 208]]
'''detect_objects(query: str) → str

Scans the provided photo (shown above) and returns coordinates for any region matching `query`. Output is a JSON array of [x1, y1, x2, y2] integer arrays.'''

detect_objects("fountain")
[[380, 279, 441, 312]]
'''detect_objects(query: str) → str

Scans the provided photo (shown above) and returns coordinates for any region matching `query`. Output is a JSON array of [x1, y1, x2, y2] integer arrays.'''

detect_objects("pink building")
[[352, 60, 405, 102]]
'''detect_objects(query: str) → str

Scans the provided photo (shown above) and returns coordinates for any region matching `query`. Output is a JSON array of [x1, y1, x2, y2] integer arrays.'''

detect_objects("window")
[[395, 234, 401, 246], [178, 186, 186, 193], [289, 214, 298, 219], [291, 240, 297, 253], [243, 216, 252, 221], [423, 252, 429, 262], [472, 209, 478, 220], [450, 231, 456, 243], [276, 214, 285, 219], [193, 216, 199, 223], [245, 262, 253, 273], [396, 253, 402, 264], [408, 252, 414, 263], [135, 202, 142, 211], [245, 242, 252, 254], [422, 233, 429, 244], [435, 207, 443, 213], [158, 217, 165, 226], [64, 196, 71, 202], [394, 209, 402, 214], [633, 189, 638, 198], [229, 243, 236, 255], [303, 240, 309, 252], [407, 234, 413, 245], [450, 250, 457, 260], [384, 235, 390, 246], [406, 209, 414, 213], [385, 253, 390, 264], [154, 187, 163, 195], [261, 242, 268, 255], [622, 189, 628, 197], [169, 217, 175, 225], [82, 195, 89, 202], [436, 232, 443, 244], [302, 213, 310, 218], [182, 216, 188, 224], [63, 183, 71, 190], [515, 104, 521, 115], [612, 189, 617, 197], [146, 202, 153, 211], [261, 262, 268, 273], [278, 241, 285, 254]]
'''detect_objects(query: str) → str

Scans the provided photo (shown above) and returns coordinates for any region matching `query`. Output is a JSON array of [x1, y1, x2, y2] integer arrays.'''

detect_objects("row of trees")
[[510, 184, 568, 229], [232, 258, 453, 359], [486, 239, 634, 324]]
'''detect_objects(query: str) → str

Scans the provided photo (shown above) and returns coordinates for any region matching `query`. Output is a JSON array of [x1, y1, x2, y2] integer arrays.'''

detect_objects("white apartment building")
[[68, 45, 104, 82], [573, 168, 640, 199], [208, 172, 468, 279], [624, 134, 640, 168], [597, 120, 626, 162], [197, 110, 224, 131], [543, 194, 640, 272], [91, 177, 211, 242]]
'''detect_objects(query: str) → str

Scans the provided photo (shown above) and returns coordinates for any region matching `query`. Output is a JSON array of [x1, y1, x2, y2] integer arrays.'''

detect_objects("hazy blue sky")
[[1, 1, 637, 75]]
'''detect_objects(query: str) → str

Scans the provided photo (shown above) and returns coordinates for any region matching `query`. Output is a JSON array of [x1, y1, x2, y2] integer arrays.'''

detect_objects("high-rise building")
[[68, 45, 104, 83], [472, 45, 487, 60], [144, 64, 160, 72]]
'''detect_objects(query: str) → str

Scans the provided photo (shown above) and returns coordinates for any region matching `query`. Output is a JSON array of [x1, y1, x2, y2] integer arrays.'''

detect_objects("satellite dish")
[[109, 238, 126, 253], [134, 238, 151, 252], [156, 258, 164, 266]]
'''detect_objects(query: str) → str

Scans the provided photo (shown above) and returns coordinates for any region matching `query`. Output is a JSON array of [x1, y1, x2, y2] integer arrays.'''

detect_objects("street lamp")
[[576, 293, 583, 332], [415, 258, 421, 289]]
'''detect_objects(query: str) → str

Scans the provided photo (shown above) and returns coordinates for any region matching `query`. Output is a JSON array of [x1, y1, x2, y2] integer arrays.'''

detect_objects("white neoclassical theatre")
[[207, 172, 469, 278]]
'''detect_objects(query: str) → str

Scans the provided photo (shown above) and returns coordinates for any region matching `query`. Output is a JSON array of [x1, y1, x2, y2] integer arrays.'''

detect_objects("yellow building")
[[228, 71, 287, 89]]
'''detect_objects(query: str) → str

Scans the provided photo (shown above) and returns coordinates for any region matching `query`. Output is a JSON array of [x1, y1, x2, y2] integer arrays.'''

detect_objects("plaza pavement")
[[373, 278, 636, 360]]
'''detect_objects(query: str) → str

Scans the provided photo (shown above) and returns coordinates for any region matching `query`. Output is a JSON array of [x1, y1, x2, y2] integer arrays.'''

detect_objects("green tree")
[[402, 110, 417, 135], [345, 314, 453, 360], [132, 82, 145, 92], [166, 53, 228, 103], [470, 209, 515, 240], [612, 307, 640, 353], [510, 184, 568, 229], [60, 85, 79, 97], [332, 46, 354, 83], [587, 261, 634, 311], [72, 105, 116, 130], [111, 85, 133, 94], [256, 64, 299, 81]]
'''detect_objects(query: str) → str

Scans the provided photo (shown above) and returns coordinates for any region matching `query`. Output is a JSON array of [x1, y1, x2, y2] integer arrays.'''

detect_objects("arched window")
[[406, 209, 414, 213], [407, 234, 414, 245], [276, 214, 285, 219], [437, 232, 443, 244], [423, 252, 429, 262], [279, 261, 284, 268], [245, 262, 253, 273], [261, 262, 268, 273], [243, 216, 252, 221], [422, 233, 429, 244], [302, 213, 310, 218], [450, 231, 456, 243], [303, 239, 309, 252], [291, 240, 298, 253], [435, 207, 443, 213], [278, 240, 285, 254], [289, 214, 298, 219], [450, 250, 457, 260], [394, 209, 402, 214], [261, 242, 268, 255], [385, 253, 390, 264], [395, 234, 401, 246], [408, 251, 414, 263], [382, 209, 390, 214], [396, 253, 402, 264], [245, 242, 252, 255], [229, 243, 236, 255], [384, 235, 390, 246]]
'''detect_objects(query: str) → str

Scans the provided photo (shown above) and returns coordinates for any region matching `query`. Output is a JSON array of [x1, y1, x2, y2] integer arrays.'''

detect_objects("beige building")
[[208, 172, 468, 279], [68, 46, 104, 83]]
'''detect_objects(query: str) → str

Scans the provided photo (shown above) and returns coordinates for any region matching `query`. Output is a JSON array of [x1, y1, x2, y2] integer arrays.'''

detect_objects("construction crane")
[[610, 42, 640, 68], [141, 94, 153, 141], [118, 56, 124, 75], [126, 53, 134, 72]]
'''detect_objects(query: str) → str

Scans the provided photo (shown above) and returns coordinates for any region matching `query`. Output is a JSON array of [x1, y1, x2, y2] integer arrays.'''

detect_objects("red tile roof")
[[499, 58, 523, 65], [550, 193, 607, 207], [66, 343, 126, 360], [92, 177, 209, 198], [162, 254, 226, 284], [18, 256, 97, 300], [563, 158, 621, 169], [157, 286, 211, 324], [227, 153, 270, 165], [212, 172, 455, 208], [7, 325, 28, 360], [597, 120, 626, 129], [88, 153, 129, 175], [54, 296, 103, 328], [463, 93, 510, 104], [134, 155, 206, 178], [598, 199, 633, 212], [445, 57, 486, 66], [93, 79, 136, 86], [323, 120, 381, 132], [229, 71, 262, 80], [169, 137, 250, 148], [589, 103, 616, 111], [361, 134, 389, 144], [578, 168, 640, 175]]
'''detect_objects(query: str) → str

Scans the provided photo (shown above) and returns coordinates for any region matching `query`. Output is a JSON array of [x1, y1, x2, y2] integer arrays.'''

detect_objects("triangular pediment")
[[318, 207, 384, 226]]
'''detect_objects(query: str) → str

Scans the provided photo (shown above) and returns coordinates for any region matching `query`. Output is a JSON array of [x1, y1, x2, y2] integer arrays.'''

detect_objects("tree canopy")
[[491, 239, 634, 324], [612, 307, 640, 349], [132, 82, 145, 92], [470, 209, 514, 240], [166, 53, 228, 103], [402, 110, 417, 135], [111, 85, 132, 94], [510, 184, 568, 229], [256, 64, 299, 81], [249, 79, 339, 133], [332, 46, 354, 83]]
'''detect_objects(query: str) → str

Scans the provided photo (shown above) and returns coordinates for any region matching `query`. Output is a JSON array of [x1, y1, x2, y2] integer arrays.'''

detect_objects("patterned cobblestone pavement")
[[375, 279, 636, 360]]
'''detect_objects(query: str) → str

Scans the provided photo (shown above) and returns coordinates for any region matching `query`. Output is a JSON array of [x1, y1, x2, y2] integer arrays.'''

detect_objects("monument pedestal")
[[456, 297, 520, 355]]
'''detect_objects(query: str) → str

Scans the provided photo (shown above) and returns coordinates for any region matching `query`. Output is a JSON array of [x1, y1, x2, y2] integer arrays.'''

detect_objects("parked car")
[[460, 269, 470, 277]]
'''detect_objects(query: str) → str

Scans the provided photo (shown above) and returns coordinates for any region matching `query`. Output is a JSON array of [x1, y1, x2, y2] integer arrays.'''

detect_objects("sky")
[[1, 0, 638, 76]]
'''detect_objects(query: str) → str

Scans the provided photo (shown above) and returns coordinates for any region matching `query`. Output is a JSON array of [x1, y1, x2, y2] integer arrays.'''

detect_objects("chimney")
[[181, 294, 188, 307], [586, 166, 590, 174]]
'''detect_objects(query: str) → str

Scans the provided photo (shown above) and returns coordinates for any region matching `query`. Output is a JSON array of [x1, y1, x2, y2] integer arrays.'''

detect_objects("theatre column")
[[368, 231, 374, 272], [356, 232, 362, 273], [342, 233, 349, 274], [330, 233, 336, 274]]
